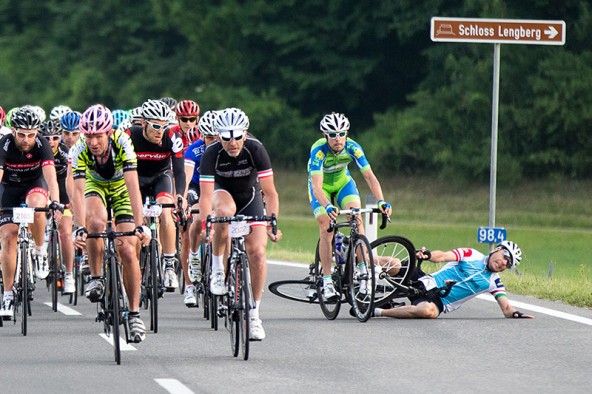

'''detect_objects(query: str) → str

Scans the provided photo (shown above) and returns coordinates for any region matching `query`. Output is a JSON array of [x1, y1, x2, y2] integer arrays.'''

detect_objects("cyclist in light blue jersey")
[[376, 240, 534, 319]]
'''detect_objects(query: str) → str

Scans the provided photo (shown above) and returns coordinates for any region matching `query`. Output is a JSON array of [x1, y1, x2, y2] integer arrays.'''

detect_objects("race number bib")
[[229, 221, 250, 238], [13, 207, 35, 224], [143, 204, 163, 218]]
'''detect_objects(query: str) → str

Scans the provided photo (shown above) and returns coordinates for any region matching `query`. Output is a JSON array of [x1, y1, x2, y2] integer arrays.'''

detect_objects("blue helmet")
[[112, 109, 130, 129], [60, 111, 81, 131]]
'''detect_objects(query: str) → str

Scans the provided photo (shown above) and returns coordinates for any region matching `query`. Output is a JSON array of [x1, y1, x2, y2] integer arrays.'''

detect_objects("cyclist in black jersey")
[[40, 120, 77, 294], [68, 104, 150, 343], [127, 99, 186, 291], [0, 108, 62, 319], [199, 108, 282, 341]]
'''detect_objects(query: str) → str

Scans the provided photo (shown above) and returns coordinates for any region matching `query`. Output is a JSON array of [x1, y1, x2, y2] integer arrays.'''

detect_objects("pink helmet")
[[80, 104, 113, 135]]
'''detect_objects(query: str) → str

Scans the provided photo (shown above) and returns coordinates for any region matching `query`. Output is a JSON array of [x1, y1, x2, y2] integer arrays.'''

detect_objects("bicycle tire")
[[200, 242, 211, 320], [108, 255, 121, 365], [149, 239, 160, 333], [268, 279, 320, 304], [371, 235, 417, 307], [70, 252, 79, 306], [315, 239, 342, 320], [239, 254, 250, 360], [228, 259, 240, 357], [348, 235, 375, 322], [48, 229, 59, 312], [20, 239, 29, 336]]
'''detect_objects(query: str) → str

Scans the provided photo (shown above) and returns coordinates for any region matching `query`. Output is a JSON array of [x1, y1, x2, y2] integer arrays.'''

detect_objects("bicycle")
[[173, 198, 187, 295], [206, 213, 277, 360], [0, 205, 57, 336], [138, 197, 176, 334], [45, 204, 65, 312], [86, 202, 138, 365], [268, 208, 390, 322]]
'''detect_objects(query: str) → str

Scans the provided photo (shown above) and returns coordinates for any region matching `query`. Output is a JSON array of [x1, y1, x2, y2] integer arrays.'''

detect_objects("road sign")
[[431, 17, 565, 45], [477, 227, 507, 244]]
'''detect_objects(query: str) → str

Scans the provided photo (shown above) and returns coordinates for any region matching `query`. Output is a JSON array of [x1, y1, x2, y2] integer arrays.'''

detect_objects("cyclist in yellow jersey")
[[68, 104, 150, 343], [308, 112, 392, 301]]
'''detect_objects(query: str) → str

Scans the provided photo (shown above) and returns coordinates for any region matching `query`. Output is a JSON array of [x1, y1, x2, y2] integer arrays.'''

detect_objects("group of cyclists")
[[0, 99, 531, 348]]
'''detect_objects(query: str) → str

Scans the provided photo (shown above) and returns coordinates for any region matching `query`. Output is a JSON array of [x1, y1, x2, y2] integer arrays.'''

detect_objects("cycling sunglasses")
[[501, 248, 514, 267], [326, 131, 347, 139], [44, 136, 61, 141], [15, 131, 37, 139], [219, 130, 246, 142], [179, 116, 197, 123], [146, 120, 167, 131]]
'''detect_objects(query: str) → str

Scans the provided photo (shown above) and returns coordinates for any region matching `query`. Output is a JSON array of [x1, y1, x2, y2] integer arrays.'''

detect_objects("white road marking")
[[155, 379, 194, 394], [476, 294, 592, 326], [268, 259, 592, 326], [99, 333, 137, 351], [43, 302, 82, 316]]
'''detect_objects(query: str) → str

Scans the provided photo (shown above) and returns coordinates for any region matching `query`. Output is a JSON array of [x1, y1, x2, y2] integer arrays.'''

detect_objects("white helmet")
[[198, 110, 219, 137], [142, 99, 171, 121], [214, 107, 249, 132], [50, 105, 73, 122], [496, 240, 522, 268], [320, 112, 350, 134], [22, 105, 46, 123]]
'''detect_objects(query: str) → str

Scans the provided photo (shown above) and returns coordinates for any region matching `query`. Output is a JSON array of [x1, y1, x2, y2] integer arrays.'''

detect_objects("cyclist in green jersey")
[[307, 112, 392, 301]]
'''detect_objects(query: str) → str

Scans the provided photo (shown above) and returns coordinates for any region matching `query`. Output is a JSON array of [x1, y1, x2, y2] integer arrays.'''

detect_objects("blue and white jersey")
[[184, 139, 207, 184], [419, 248, 506, 313]]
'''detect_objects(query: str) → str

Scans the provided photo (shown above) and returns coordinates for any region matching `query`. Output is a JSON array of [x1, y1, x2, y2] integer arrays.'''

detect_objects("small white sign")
[[13, 207, 35, 224], [229, 221, 250, 238]]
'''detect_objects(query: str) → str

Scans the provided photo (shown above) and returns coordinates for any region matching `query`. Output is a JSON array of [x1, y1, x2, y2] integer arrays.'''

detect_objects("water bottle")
[[335, 231, 346, 265]]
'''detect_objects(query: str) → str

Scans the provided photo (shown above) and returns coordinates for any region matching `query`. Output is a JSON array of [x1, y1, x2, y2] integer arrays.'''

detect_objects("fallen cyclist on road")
[[374, 240, 534, 319]]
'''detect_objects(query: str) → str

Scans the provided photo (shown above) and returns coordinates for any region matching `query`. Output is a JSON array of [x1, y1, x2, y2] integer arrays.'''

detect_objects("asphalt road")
[[1, 260, 591, 394]]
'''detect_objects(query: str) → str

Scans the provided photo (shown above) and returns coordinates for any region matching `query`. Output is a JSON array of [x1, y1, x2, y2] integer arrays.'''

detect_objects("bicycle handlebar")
[[206, 213, 278, 237], [327, 207, 389, 233], [86, 230, 137, 239]]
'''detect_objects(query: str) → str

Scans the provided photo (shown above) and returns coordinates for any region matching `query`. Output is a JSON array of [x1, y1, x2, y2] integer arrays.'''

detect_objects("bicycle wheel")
[[20, 240, 29, 336], [239, 254, 250, 360], [70, 252, 79, 306], [315, 239, 342, 320], [149, 239, 160, 333], [227, 261, 240, 357], [107, 255, 121, 365], [348, 234, 375, 322], [268, 278, 319, 304], [48, 229, 59, 312], [200, 242, 211, 320], [371, 235, 416, 307]]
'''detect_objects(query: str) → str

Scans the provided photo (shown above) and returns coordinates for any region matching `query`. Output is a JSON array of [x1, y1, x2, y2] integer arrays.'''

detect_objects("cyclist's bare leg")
[[156, 194, 175, 255], [116, 221, 141, 312], [0, 224, 19, 290], [26, 191, 48, 249], [245, 225, 268, 301], [59, 215, 74, 273], [316, 214, 333, 277], [378, 301, 439, 319], [85, 196, 107, 277], [211, 190, 236, 270]]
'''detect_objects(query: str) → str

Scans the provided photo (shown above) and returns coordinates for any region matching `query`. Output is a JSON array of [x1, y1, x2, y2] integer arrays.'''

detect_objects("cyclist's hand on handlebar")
[[377, 199, 392, 218], [74, 226, 87, 250], [267, 227, 282, 242], [135, 225, 151, 247], [325, 203, 339, 220]]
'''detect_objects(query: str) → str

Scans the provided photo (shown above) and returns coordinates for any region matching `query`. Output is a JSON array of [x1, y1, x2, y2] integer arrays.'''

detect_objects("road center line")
[[155, 379, 194, 394], [99, 333, 137, 351], [268, 259, 592, 326], [43, 302, 82, 315]]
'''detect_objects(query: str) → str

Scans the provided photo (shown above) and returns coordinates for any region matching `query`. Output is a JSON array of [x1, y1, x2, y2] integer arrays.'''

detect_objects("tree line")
[[0, 0, 590, 182]]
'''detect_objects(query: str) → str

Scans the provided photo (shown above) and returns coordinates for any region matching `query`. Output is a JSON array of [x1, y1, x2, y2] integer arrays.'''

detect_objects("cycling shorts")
[[84, 178, 133, 224], [139, 171, 174, 202], [308, 175, 361, 218], [0, 179, 48, 227], [214, 184, 265, 218], [409, 281, 444, 316], [187, 180, 200, 206]]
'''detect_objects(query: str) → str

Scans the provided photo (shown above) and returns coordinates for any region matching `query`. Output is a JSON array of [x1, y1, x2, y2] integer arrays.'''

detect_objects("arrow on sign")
[[545, 25, 558, 39]]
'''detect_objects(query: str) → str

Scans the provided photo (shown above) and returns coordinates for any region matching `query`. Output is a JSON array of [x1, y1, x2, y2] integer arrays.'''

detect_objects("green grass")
[[269, 171, 592, 309]]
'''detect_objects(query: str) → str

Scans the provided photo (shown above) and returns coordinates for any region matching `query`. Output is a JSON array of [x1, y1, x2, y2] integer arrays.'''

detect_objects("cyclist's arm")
[[183, 160, 195, 200], [259, 175, 279, 218], [496, 294, 534, 318], [198, 180, 214, 224], [423, 250, 458, 263], [361, 168, 385, 203], [171, 153, 186, 198], [123, 170, 144, 227], [311, 173, 331, 208], [42, 164, 60, 202], [70, 170, 86, 228]]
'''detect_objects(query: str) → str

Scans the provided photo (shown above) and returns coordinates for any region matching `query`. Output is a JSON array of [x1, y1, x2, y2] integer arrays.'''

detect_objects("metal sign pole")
[[488, 43, 501, 252]]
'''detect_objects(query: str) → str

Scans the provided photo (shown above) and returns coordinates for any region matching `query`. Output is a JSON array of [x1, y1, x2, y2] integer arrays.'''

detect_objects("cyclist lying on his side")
[[375, 240, 534, 319]]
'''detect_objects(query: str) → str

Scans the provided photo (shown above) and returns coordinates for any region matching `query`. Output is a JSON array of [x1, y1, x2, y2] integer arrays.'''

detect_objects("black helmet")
[[39, 120, 61, 136], [10, 107, 41, 129]]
